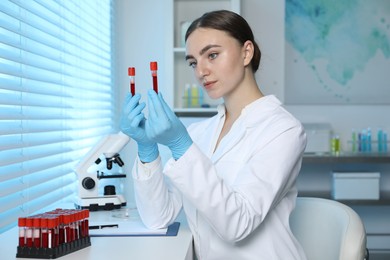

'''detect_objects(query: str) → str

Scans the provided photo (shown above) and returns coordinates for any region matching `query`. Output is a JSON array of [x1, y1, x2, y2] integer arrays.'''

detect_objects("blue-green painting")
[[285, 0, 390, 104]]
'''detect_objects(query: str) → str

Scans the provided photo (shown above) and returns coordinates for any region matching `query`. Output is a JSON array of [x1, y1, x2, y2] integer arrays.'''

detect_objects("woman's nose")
[[195, 61, 209, 80]]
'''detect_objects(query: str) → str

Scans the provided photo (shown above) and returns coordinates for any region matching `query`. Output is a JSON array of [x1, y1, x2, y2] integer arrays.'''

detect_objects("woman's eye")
[[209, 53, 218, 59], [188, 61, 196, 68]]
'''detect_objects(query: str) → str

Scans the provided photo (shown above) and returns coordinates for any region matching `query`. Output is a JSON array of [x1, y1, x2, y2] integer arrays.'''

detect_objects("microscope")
[[74, 131, 131, 211]]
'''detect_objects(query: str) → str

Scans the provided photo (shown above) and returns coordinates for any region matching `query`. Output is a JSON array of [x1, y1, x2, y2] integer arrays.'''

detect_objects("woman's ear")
[[242, 40, 254, 67]]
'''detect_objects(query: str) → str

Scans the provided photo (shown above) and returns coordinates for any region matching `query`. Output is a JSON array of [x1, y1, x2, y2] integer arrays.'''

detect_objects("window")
[[0, 0, 115, 233]]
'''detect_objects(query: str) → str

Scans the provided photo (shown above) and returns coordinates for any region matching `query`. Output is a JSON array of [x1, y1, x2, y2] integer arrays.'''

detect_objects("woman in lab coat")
[[121, 10, 307, 260]]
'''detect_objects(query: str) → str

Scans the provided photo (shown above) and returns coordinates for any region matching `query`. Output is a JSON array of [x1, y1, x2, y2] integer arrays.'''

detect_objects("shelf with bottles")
[[303, 152, 390, 164], [347, 128, 388, 154], [173, 51, 223, 111], [172, 0, 241, 112]]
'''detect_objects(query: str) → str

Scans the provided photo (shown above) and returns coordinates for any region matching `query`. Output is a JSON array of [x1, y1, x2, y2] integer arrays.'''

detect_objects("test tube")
[[32, 216, 41, 248], [41, 217, 48, 248], [59, 213, 66, 244], [46, 216, 59, 248], [18, 217, 26, 247], [25, 217, 33, 247], [150, 61, 158, 93], [73, 210, 80, 241], [128, 67, 135, 96], [77, 210, 83, 239], [63, 213, 71, 243], [83, 209, 90, 237]]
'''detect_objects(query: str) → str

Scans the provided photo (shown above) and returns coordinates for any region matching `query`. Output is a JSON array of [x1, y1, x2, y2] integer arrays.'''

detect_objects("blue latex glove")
[[120, 93, 159, 163], [145, 90, 193, 160]]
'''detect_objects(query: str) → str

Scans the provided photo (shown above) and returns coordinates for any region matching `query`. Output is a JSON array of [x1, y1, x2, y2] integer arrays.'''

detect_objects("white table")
[[0, 208, 193, 260]]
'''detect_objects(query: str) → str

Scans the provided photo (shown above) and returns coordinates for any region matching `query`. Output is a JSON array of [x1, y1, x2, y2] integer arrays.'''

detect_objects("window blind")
[[0, 0, 115, 233]]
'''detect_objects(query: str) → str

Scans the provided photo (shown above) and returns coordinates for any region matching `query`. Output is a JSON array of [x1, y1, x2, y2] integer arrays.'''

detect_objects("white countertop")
[[1, 207, 193, 260]]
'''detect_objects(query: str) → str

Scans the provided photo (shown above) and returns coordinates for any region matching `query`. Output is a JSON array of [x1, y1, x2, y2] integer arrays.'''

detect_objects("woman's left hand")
[[145, 90, 193, 160]]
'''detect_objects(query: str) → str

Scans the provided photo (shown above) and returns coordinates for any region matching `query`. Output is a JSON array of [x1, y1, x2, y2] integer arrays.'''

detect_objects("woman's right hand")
[[120, 93, 159, 162]]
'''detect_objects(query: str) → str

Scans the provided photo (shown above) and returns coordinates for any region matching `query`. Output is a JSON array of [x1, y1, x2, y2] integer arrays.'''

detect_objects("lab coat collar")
[[211, 95, 282, 162], [216, 103, 226, 118], [217, 95, 281, 128]]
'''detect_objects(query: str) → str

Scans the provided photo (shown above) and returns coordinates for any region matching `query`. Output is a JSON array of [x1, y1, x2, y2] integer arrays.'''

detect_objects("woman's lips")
[[203, 80, 216, 90]]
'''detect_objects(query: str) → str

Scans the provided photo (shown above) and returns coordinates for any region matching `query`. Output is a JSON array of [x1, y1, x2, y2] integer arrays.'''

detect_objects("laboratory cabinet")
[[298, 152, 390, 259], [167, 0, 241, 115]]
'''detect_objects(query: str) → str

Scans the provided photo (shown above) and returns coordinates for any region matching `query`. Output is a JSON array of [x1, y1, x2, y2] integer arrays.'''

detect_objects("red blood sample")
[[128, 67, 136, 96], [150, 61, 158, 93], [18, 217, 26, 247]]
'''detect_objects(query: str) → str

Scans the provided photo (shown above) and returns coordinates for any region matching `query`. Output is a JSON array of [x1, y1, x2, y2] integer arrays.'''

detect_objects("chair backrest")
[[290, 197, 367, 260]]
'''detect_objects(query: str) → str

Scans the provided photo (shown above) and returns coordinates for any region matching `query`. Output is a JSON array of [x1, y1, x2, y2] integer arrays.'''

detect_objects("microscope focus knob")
[[82, 177, 95, 190]]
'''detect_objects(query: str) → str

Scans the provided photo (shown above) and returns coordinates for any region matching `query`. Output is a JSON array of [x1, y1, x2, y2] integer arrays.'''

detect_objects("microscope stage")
[[75, 195, 126, 211]]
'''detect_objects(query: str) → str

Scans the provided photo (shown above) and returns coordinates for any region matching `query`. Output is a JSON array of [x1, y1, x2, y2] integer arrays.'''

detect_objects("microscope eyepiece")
[[114, 154, 125, 167], [106, 158, 113, 170], [105, 154, 125, 169]]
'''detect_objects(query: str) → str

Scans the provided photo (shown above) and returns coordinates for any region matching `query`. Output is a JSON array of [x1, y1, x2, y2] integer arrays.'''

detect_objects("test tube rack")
[[16, 208, 91, 259], [16, 237, 91, 259]]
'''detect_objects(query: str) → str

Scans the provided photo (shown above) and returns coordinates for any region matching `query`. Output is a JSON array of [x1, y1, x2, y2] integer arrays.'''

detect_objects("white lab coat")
[[132, 95, 307, 260]]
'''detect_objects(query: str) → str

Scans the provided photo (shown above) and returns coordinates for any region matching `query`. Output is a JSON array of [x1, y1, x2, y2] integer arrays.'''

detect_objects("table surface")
[[0, 207, 193, 260]]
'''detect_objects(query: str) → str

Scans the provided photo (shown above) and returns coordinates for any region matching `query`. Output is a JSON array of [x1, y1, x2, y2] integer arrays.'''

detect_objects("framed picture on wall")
[[284, 0, 390, 105]]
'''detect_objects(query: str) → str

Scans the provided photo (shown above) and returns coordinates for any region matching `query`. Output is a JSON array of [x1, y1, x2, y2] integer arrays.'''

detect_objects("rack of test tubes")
[[16, 208, 91, 259]]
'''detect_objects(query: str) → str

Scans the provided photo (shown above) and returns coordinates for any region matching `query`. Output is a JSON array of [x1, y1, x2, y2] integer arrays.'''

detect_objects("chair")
[[290, 197, 368, 260]]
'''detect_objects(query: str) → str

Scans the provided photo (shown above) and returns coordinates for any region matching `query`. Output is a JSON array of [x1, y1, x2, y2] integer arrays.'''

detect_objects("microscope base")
[[75, 195, 126, 211]]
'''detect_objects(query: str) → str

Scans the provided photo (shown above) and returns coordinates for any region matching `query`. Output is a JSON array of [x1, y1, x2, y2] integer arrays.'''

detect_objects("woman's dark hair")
[[185, 10, 261, 73]]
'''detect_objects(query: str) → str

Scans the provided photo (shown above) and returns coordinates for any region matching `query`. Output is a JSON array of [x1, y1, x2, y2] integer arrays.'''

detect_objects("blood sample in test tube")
[[128, 67, 135, 96], [47, 216, 57, 248], [25, 217, 33, 247], [18, 217, 26, 247], [63, 213, 71, 243], [150, 61, 158, 93], [84, 209, 90, 237], [32, 216, 41, 248], [41, 217, 48, 248]]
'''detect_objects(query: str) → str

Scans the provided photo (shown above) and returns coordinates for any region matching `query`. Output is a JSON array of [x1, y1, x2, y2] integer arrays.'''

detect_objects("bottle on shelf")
[[351, 129, 357, 152], [378, 128, 383, 152], [191, 84, 199, 107], [331, 135, 340, 155], [183, 83, 191, 108]]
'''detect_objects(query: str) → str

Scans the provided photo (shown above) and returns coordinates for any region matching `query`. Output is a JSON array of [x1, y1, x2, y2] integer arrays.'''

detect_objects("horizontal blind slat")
[[9, 0, 111, 59], [0, 119, 113, 136], [0, 166, 75, 198], [0, 183, 75, 232]]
